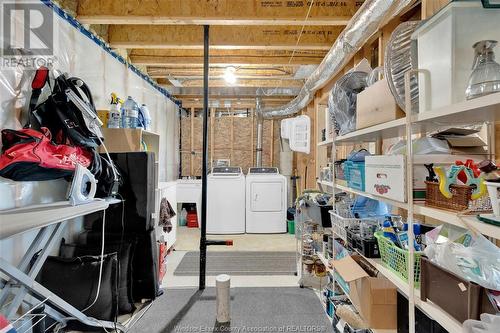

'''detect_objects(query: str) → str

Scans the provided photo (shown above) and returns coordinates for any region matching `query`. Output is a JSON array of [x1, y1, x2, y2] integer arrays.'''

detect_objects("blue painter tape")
[[39, 0, 183, 107]]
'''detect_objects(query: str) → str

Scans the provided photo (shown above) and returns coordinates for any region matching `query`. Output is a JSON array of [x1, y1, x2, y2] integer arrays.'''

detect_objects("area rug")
[[129, 287, 333, 333], [173, 251, 297, 276]]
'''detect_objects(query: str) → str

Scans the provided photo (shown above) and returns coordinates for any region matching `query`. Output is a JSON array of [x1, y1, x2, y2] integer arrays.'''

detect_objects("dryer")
[[246, 167, 287, 233], [207, 167, 246, 234]]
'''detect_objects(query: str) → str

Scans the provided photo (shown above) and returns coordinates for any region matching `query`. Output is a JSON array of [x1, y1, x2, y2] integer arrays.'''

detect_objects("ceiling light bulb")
[[224, 66, 237, 85]]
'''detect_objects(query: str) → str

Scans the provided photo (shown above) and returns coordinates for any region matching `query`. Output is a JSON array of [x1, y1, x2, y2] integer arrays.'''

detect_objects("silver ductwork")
[[255, 97, 264, 167], [262, 0, 415, 118]]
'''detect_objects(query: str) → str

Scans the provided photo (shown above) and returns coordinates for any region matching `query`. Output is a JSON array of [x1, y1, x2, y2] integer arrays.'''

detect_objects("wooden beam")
[[251, 108, 255, 165], [270, 120, 274, 166], [422, 0, 450, 19], [148, 66, 298, 80], [230, 109, 234, 162], [77, 0, 362, 26], [160, 78, 304, 88], [109, 25, 342, 50], [190, 107, 195, 176], [130, 49, 326, 66], [210, 108, 215, 169]]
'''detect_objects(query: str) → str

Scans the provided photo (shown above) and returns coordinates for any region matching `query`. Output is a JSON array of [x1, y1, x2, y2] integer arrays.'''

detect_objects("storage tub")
[[344, 161, 365, 191], [420, 256, 497, 322], [413, 1, 500, 113], [374, 231, 422, 286], [329, 210, 359, 242]]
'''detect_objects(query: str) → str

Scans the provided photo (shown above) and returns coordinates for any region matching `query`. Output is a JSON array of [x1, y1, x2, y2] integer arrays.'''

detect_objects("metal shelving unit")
[[325, 72, 500, 332]]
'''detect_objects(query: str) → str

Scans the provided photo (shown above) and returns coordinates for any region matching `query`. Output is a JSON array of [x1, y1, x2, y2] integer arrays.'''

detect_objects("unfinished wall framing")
[[180, 108, 279, 177]]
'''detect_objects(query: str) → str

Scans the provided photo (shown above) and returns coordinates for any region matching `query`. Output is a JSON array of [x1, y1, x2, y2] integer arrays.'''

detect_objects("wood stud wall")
[[180, 109, 279, 177]]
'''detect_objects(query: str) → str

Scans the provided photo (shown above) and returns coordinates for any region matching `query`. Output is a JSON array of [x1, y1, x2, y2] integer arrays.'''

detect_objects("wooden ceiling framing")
[[60, 0, 366, 108]]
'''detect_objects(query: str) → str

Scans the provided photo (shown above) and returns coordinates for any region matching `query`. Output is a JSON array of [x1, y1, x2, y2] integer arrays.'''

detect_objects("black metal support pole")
[[199, 25, 210, 290]]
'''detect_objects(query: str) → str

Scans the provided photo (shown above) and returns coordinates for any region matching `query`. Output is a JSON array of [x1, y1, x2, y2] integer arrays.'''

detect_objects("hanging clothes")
[[159, 198, 175, 233]]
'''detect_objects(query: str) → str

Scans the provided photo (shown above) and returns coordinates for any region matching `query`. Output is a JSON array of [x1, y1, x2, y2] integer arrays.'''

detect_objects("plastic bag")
[[386, 137, 450, 155], [351, 196, 389, 218], [424, 225, 500, 291], [463, 313, 500, 333]]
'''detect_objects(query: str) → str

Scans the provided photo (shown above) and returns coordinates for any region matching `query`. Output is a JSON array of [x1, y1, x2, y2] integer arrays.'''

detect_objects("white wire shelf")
[[315, 252, 397, 333], [361, 257, 462, 333], [333, 183, 500, 239], [319, 251, 462, 333], [0, 198, 121, 240], [317, 180, 334, 187], [333, 92, 500, 144], [335, 118, 407, 144], [334, 184, 409, 209], [318, 138, 334, 146]]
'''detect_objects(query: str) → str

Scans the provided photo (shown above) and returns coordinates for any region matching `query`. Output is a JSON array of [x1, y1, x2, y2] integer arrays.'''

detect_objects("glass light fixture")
[[465, 40, 500, 100], [223, 66, 237, 85]]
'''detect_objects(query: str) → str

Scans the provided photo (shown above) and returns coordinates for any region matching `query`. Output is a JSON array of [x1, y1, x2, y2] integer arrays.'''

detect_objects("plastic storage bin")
[[420, 256, 497, 322], [344, 161, 365, 191], [329, 211, 359, 242], [374, 231, 422, 286], [414, 1, 500, 113], [287, 220, 295, 234]]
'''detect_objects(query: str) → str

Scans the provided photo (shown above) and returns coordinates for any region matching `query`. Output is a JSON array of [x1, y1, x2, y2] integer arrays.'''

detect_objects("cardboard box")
[[356, 79, 405, 130], [365, 155, 406, 202], [333, 255, 397, 329], [99, 128, 159, 157]]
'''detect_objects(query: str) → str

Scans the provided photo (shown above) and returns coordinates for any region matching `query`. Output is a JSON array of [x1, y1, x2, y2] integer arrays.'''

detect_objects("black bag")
[[36, 254, 119, 321], [80, 230, 159, 301], [60, 241, 136, 314], [28, 67, 102, 148]]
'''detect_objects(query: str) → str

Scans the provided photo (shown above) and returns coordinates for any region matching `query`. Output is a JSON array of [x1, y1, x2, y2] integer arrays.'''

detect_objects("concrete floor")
[[174, 226, 297, 252], [162, 226, 300, 288]]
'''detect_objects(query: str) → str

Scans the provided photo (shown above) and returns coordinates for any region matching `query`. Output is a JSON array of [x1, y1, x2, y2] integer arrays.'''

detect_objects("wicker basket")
[[425, 181, 472, 211]]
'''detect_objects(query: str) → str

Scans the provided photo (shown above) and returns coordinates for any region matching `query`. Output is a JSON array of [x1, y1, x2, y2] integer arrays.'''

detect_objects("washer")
[[246, 167, 287, 233], [207, 166, 246, 234]]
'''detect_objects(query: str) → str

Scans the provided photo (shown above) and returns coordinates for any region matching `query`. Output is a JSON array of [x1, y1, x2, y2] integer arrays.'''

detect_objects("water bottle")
[[138, 104, 152, 130], [179, 208, 188, 226], [122, 96, 139, 128], [107, 93, 122, 128]]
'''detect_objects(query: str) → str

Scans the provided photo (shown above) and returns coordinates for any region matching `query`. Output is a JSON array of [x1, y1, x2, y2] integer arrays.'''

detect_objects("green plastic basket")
[[374, 231, 422, 287]]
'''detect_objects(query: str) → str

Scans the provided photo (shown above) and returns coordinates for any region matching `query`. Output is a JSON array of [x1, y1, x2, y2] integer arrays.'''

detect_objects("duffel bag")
[[0, 127, 92, 181]]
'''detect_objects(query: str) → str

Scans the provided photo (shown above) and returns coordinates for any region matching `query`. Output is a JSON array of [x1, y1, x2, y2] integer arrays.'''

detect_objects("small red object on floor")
[[186, 211, 198, 228]]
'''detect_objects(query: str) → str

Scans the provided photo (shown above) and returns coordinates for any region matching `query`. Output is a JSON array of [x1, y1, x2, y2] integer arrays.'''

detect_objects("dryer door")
[[250, 181, 283, 212]]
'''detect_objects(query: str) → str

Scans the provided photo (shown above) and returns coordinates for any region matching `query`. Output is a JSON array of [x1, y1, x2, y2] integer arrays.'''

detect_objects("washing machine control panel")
[[248, 167, 279, 174], [212, 166, 242, 175]]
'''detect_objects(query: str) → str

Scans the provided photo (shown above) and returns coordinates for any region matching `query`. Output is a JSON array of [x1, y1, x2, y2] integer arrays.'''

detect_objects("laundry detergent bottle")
[[122, 96, 139, 128], [139, 104, 152, 130], [107, 93, 122, 128]]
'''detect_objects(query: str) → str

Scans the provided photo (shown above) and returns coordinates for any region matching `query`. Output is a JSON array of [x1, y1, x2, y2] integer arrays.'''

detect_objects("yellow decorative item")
[[437, 165, 464, 198], [462, 167, 487, 200]]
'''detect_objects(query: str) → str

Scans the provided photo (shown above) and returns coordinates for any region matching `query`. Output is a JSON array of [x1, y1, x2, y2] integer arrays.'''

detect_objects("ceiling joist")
[[158, 78, 304, 88], [109, 25, 342, 50], [129, 49, 327, 66], [77, 0, 363, 26]]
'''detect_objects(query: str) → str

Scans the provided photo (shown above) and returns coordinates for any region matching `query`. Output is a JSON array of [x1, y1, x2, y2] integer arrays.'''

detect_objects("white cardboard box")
[[366, 155, 480, 203], [365, 155, 406, 203]]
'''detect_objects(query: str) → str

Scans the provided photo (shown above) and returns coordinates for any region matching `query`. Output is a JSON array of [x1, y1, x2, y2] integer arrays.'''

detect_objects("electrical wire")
[[259, 0, 315, 97], [81, 208, 106, 313]]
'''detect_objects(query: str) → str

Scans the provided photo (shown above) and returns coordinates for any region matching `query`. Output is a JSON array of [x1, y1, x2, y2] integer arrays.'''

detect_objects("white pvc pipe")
[[216, 274, 231, 323]]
